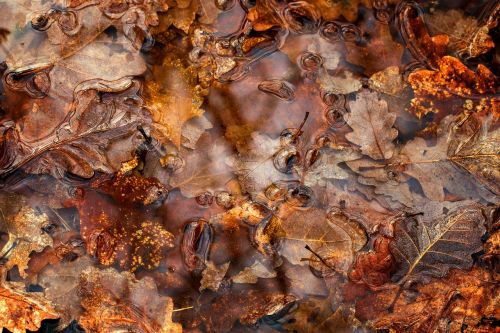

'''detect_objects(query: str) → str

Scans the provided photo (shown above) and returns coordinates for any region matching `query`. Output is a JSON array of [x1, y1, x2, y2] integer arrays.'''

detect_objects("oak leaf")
[[345, 90, 398, 160], [145, 57, 205, 148], [65, 173, 174, 271]]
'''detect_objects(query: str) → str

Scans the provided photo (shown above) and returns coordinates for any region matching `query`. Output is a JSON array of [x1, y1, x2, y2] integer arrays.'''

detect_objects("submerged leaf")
[[345, 90, 398, 160], [0, 274, 59, 333], [390, 203, 487, 283], [145, 57, 205, 148], [0, 206, 52, 277], [79, 267, 182, 333]]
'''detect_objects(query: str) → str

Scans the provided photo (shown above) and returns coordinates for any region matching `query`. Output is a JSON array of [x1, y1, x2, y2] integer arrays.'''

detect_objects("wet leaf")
[[390, 202, 487, 284], [361, 268, 500, 333], [0, 206, 52, 278], [276, 207, 367, 274], [78, 266, 182, 333], [345, 90, 398, 160], [145, 56, 205, 148], [0, 272, 59, 333], [407, 56, 498, 119], [448, 113, 500, 195], [38, 256, 94, 327], [170, 136, 234, 198], [425, 9, 495, 59], [65, 173, 174, 271]]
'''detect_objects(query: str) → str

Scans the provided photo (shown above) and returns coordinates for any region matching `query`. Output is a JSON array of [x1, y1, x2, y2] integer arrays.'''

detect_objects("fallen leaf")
[[65, 173, 174, 271], [407, 56, 498, 119], [38, 256, 94, 327], [145, 56, 205, 148], [1, 80, 146, 179], [276, 207, 367, 274], [296, 144, 361, 187], [425, 9, 495, 59], [390, 202, 487, 284], [0, 272, 59, 333], [79, 266, 182, 333], [231, 260, 276, 284], [349, 236, 394, 289], [200, 289, 296, 333], [360, 268, 500, 333], [170, 135, 234, 198], [0, 206, 52, 277], [345, 90, 398, 160], [448, 113, 500, 195]]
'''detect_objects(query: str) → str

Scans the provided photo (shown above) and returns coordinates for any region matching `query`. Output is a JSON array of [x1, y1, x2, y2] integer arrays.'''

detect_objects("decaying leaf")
[[359, 267, 500, 333], [0, 272, 59, 333], [285, 299, 356, 333], [38, 256, 94, 327], [408, 56, 498, 119], [231, 260, 276, 284], [79, 266, 182, 333], [200, 290, 296, 333], [296, 144, 361, 187], [345, 90, 398, 160], [0, 0, 498, 331], [170, 136, 234, 198], [390, 202, 487, 284], [65, 173, 174, 271], [228, 132, 293, 196], [448, 113, 500, 195], [425, 9, 495, 58], [276, 207, 367, 274], [0, 206, 52, 277], [349, 236, 394, 289]]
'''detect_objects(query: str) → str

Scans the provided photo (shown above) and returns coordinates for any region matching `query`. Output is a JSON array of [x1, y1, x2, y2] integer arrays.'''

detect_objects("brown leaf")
[[390, 202, 487, 284], [345, 90, 398, 160], [1, 80, 146, 179], [349, 236, 394, 290], [145, 56, 205, 148], [448, 113, 500, 195], [0, 272, 59, 333], [200, 289, 296, 333], [285, 299, 357, 333], [361, 268, 500, 333], [38, 256, 94, 327], [79, 266, 182, 333], [276, 207, 367, 275], [199, 261, 229, 292], [170, 136, 234, 198]]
